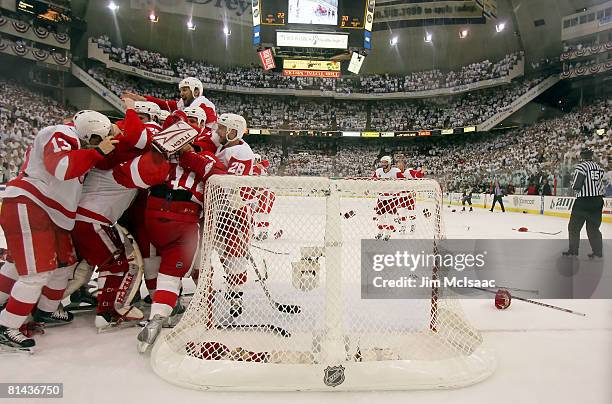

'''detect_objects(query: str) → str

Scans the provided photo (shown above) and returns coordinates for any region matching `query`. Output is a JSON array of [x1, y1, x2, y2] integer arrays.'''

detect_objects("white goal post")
[[150, 176, 495, 391]]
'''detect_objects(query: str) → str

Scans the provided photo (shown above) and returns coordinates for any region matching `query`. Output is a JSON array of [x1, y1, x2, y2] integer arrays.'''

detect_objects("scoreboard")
[[252, 0, 374, 75], [259, 0, 368, 29]]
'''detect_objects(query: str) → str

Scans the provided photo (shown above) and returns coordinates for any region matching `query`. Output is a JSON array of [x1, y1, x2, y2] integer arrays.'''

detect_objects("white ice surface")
[[0, 206, 610, 404]]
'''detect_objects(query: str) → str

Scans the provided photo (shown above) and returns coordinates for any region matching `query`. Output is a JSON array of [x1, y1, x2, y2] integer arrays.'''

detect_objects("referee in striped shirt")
[[563, 148, 605, 258]]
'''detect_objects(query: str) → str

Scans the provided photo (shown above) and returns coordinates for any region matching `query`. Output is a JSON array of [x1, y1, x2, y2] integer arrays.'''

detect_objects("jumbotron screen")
[[260, 0, 367, 28]]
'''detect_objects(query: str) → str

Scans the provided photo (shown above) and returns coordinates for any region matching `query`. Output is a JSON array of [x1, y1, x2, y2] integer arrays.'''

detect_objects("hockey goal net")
[[150, 176, 495, 391]]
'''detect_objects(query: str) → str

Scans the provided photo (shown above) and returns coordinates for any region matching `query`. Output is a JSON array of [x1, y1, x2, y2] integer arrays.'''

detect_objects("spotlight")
[[495, 22, 506, 32], [107, 2, 118, 11], [149, 12, 158, 22], [424, 32, 432, 43], [459, 29, 469, 39], [223, 26, 231, 36], [187, 20, 196, 30], [390, 36, 398, 46]]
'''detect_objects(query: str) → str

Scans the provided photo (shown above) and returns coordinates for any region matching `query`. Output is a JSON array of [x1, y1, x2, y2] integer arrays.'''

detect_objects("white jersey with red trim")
[[374, 167, 403, 179], [374, 167, 405, 200], [2, 124, 103, 230], [76, 152, 167, 225], [216, 141, 255, 176]]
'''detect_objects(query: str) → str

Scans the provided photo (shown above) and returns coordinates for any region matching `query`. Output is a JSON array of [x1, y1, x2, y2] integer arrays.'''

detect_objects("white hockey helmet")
[[134, 101, 161, 120], [178, 77, 203, 98], [218, 113, 247, 141], [73, 110, 111, 143], [183, 106, 207, 127], [254, 153, 262, 164], [157, 110, 170, 122], [380, 155, 392, 164]]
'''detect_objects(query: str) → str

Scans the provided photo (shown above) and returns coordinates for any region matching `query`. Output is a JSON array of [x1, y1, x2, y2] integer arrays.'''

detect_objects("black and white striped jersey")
[[573, 161, 605, 197]]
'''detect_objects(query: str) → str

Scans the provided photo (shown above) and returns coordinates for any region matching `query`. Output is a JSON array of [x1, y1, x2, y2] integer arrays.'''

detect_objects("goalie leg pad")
[[62, 260, 94, 299]]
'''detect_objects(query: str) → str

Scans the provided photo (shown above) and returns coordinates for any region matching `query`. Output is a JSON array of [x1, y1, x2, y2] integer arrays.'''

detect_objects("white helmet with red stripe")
[[183, 106, 207, 127], [157, 110, 170, 122], [380, 155, 392, 164], [73, 110, 111, 143], [179, 77, 203, 98], [217, 113, 247, 141], [134, 101, 161, 120]]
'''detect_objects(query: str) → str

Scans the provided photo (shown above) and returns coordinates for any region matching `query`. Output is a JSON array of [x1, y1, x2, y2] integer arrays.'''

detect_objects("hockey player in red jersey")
[[137, 111, 226, 353], [0, 110, 118, 351], [252, 154, 276, 241], [372, 156, 406, 240], [122, 77, 217, 128], [70, 100, 170, 331], [132, 106, 216, 306]]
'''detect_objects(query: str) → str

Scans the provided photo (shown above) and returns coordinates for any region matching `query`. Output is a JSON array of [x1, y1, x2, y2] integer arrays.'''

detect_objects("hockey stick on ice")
[[512, 228, 562, 236], [217, 323, 291, 338], [247, 253, 301, 314], [251, 244, 291, 256], [474, 287, 586, 316]]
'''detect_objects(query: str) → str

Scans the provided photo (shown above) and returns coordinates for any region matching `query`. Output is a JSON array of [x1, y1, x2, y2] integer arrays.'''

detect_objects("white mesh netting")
[[150, 176, 495, 391]]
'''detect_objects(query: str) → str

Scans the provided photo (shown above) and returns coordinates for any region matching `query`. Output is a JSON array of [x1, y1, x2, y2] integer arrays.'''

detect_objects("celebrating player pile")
[[0, 76, 263, 353]]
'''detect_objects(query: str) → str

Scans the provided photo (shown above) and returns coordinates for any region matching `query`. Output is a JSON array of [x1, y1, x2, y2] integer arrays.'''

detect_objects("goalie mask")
[[73, 110, 112, 143]]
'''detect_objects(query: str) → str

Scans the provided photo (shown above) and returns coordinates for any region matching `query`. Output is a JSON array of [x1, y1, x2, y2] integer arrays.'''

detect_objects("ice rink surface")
[[0, 206, 611, 404]]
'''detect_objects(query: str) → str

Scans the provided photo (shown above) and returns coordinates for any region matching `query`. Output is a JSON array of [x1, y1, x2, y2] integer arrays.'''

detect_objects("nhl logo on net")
[[323, 365, 346, 387]]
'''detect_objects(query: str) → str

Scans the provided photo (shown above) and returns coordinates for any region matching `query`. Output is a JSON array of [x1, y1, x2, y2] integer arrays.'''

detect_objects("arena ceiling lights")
[[107, 2, 118, 12], [496, 22, 506, 32]]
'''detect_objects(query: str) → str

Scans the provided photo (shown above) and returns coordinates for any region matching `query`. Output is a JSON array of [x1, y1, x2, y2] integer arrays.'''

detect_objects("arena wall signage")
[[283, 60, 341, 71], [361, 132, 380, 138], [131, 0, 252, 26], [374, 0, 483, 23], [259, 48, 276, 70], [446, 193, 612, 223], [282, 69, 341, 78], [277, 31, 349, 49]]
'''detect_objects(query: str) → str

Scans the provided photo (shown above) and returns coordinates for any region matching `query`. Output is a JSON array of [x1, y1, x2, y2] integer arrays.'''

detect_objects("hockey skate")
[[96, 306, 145, 333], [164, 298, 186, 328], [587, 252, 603, 260], [65, 285, 98, 312], [0, 325, 35, 354], [137, 314, 165, 354], [33, 304, 74, 327]]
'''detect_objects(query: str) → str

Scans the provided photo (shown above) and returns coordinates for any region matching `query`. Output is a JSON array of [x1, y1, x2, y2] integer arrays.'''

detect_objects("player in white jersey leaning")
[[0, 111, 118, 351], [122, 77, 217, 129], [372, 156, 407, 240], [210, 114, 256, 320]]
